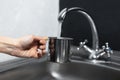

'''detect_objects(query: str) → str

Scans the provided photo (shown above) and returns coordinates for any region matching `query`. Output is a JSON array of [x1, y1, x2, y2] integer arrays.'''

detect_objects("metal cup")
[[48, 37, 72, 63]]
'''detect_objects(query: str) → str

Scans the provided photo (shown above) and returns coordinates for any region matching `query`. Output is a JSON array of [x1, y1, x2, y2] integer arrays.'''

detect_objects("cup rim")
[[49, 37, 73, 40]]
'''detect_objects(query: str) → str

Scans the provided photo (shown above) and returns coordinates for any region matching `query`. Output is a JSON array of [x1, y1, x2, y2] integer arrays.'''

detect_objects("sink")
[[0, 60, 120, 80]]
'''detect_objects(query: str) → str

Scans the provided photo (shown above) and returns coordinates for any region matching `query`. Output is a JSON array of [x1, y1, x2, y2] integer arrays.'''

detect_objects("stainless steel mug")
[[48, 37, 72, 63]]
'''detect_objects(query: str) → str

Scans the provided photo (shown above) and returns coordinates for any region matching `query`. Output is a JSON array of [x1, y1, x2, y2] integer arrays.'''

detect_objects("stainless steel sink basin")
[[0, 60, 120, 80]]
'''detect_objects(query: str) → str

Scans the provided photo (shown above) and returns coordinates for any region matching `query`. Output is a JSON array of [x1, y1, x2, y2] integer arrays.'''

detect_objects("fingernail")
[[37, 49, 43, 57]]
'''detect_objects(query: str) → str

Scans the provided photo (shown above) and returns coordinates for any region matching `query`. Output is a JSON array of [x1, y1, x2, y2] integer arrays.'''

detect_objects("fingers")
[[36, 49, 46, 58], [33, 40, 47, 58], [34, 35, 48, 45], [27, 46, 46, 59], [34, 36, 48, 42], [19, 43, 46, 58], [39, 39, 47, 45], [33, 36, 47, 58], [39, 45, 46, 50]]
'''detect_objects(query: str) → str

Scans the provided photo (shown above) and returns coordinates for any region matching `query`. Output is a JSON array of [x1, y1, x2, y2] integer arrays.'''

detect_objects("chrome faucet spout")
[[58, 7, 99, 51]]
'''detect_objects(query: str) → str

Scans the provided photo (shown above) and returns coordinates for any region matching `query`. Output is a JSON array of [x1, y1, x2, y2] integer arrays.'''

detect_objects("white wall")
[[0, 0, 59, 62]]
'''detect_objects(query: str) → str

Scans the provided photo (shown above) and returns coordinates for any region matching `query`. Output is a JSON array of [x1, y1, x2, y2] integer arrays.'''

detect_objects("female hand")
[[13, 35, 48, 58]]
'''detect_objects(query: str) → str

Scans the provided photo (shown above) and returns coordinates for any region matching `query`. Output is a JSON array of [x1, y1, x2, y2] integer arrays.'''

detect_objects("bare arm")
[[0, 35, 48, 58], [0, 36, 18, 54]]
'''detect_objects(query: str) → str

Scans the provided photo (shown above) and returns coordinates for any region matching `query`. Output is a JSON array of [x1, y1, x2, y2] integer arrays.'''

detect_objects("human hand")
[[13, 35, 48, 58]]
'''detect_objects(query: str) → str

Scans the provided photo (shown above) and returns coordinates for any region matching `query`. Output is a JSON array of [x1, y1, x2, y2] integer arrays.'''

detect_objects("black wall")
[[60, 0, 120, 51]]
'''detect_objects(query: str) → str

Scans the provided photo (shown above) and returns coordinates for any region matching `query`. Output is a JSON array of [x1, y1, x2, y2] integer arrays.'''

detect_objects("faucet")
[[58, 7, 113, 61], [58, 7, 99, 51]]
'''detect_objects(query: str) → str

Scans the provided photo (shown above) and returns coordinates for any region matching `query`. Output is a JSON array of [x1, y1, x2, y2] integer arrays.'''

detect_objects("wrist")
[[14, 38, 21, 48]]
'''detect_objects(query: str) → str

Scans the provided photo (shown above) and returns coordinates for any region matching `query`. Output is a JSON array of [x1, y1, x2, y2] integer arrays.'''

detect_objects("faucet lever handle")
[[104, 42, 113, 57], [105, 42, 113, 53], [83, 39, 88, 44], [79, 39, 88, 48]]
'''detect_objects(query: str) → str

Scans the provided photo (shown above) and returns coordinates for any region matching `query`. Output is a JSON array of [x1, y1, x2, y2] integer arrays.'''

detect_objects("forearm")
[[0, 36, 19, 54], [0, 35, 47, 58]]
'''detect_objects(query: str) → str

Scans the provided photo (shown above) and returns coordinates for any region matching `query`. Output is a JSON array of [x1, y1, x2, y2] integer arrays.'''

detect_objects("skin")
[[0, 35, 48, 58]]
